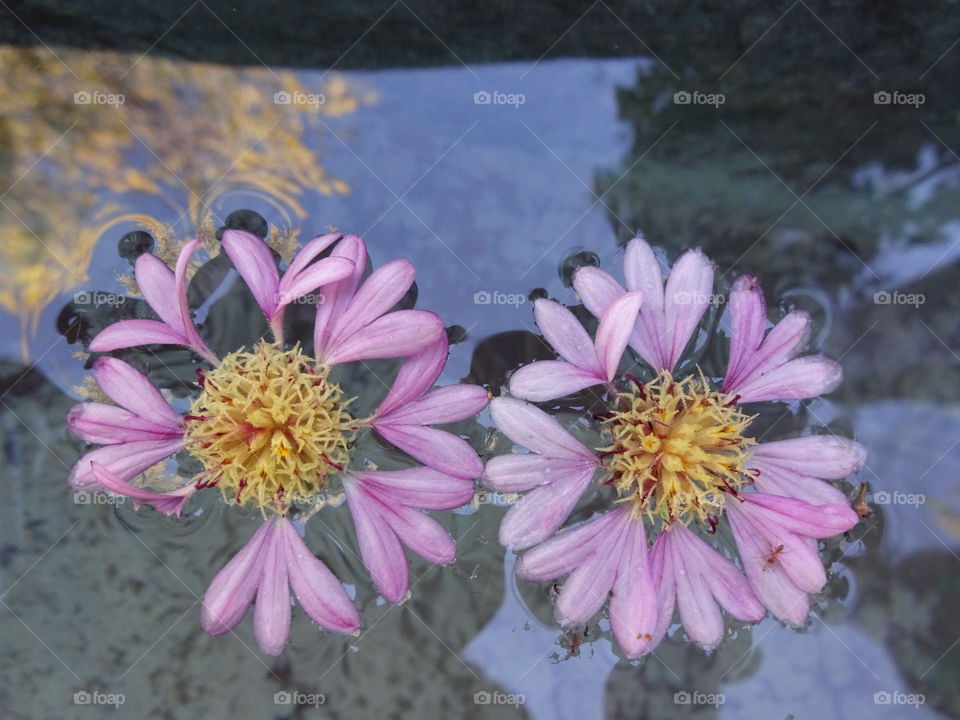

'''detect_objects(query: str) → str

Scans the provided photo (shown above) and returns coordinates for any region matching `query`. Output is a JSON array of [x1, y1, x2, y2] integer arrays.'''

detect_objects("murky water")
[[1, 30, 958, 720]]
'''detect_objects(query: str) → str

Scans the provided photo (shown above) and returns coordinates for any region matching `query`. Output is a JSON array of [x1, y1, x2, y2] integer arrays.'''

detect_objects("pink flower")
[[487, 238, 865, 659], [201, 516, 361, 655]]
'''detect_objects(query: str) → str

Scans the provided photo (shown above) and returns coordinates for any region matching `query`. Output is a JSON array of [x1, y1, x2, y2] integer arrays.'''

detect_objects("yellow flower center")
[[600, 370, 755, 526], [184, 342, 355, 513]]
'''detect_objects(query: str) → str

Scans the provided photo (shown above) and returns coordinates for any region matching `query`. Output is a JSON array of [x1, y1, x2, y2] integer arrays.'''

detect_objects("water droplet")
[[117, 230, 154, 262], [558, 249, 599, 287], [217, 209, 269, 240]]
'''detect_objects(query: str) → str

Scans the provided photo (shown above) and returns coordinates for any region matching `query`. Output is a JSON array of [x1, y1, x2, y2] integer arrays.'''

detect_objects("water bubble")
[[217, 209, 269, 240], [117, 231, 154, 262], [558, 249, 599, 288]]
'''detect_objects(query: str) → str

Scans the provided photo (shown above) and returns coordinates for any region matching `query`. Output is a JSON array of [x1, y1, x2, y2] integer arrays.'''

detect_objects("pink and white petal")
[[68, 403, 182, 445], [727, 507, 809, 626], [134, 253, 185, 332], [376, 499, 456, 565], [643, 531, 676, 654], [221, 230, 280, 319], [752, 436, 866, 479], [508, 361, 604, 402], [253, 521, 292, 656], [69, 438, 185, 491], [750, 462, 850, 507], [662, 249, 714, 371], [276, 256, 355, 314], [330, 259, 416, 341], [91, 357, 182, 428], [344, 480, 409, 602], [498, 465, 596, 550], [174, 239, 217, 361], [313, 235, 367, 357], [284, 232, 343, 278], [623, 237, 664, 309], [609, 517, 658, 658], [733, 355, 842, 403], [595, 291, 644, 381], [533, 299, 601, 374], [380, 385, 489, 426], [724, 275, 766, 388], [89, 319, 188, 352], [554, 514, 629, 625], [374, 423, 483, 480], [201, 522, 272, 635], [724, 310, 811, 395], [743, 493, 859, 537], [280, 520, 360, 634], [488, 397, 595, 460], [91, 461, 194, 516], [323, 310, 443, 365], [516, 509, 627, 581], [351, 468, 475, 510], [373, 337, 448, 419], [669, 528, 725, 647], [483, 454, 596, 493], [572, 266, 625, 320]]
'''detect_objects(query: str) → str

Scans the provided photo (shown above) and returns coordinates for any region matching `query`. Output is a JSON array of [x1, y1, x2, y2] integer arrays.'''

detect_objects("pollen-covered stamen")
[[183, 341, 355, 513], [598, 369, 756, 526]]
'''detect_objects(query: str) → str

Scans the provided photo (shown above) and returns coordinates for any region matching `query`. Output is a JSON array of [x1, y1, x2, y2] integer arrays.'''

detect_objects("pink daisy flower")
[[68, 229, 486, 655], [485, 236, 863, 658]]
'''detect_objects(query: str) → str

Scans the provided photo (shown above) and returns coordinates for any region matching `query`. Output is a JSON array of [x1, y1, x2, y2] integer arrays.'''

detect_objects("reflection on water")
[[0, 36, 958, 720]]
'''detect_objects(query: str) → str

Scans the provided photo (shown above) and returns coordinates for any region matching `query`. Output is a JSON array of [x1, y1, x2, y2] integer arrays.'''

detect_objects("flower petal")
[[276, 256, 355, 314], [515, 509, 626, 581], [69, 438, 185, 491], [344, 480, 409, 602], [643, 531, 676, 654], [89, 319, 188, 353], [134, 252, 185, 332], [483, 454, 596, 493], [284, 232, 343, 278], [373, 337, 448, 419], [373, 423, 483, 480], [68, 403, 182, 444], [90, 461, 194, 516], [498, 464, 596, 549], [723, 275, 767, 388], [669, 527, 725, 647], [351, 468, 475, 510], [253, 521, 291, 656], [555, 512, 629, 625], [533, 299, 601, 375], [174, 238, 217, 362], [488, 397, 596, 460], [609, 517, 658, 658], [378, 385, 489, 426], [221, 229, 281, 319], [508, 360, 604, 402], [323, 310, 443, 365], [725, 310, 810, 394], [314, 235, 367, 357], [375, 498, 456, 565], [280, 520, 360, 634], [201, 522, 272, 635], [91, 357, 182, 428], [329, 259, 416, 342], [572, 266, 625, 319], [595, 291, 643, 380], [662, 249, 713, 371], [752, 436, 866, 479], [743, 493, 859, 537], [733, 355, 842, 403]]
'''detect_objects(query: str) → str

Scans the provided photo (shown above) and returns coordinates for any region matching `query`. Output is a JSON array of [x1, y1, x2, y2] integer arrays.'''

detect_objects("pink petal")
[[498, 464, 596, 550], [201, 522, 272, 635], [344, 480, 409, 602], [375, 498, 456, 565], [313, 235, 367, 356], [378, 385, 489, 426], [68, 403, 182, 444], [724, 275, 767, 388], [89, 319, 188, 352], [750, 461, 850, 507], [323, 310, 443, 365], [483, 455, 596, 493], [134, 253, 185, 332], [221, 229, 281, 319], [253, 521, 291, 655], [515, 509, 627, 581], [373, 336, 448, 419], [90, 461, 194, 516], [280, 520, 360, 634], [643, 531, 676, 654], [623, 237, 664, 309], [662, 249, 714, 371], [609, 517, 658, 658], [572, 266, 625, 319], [743, 493, 859, 537], [91, 357, 182, 428], [752, 436, 866, 479], [350, 468, 475, 510], [69, 438, 185, 491], [373, 423, 483, 480], [725, 310, 810, 393], [329, 259, 416, 342], [276, 256, 355, 315], [555, 513, 630, 625], [174, 239, 217, 362], [669, 527, 725, 647], [488, 397, 596, 460], [532, 299, 601, 375], [508, 360, 604, 402], [284, 232, 343, 278], [595, 291, 643, 380], [733, 355, 842, 403]]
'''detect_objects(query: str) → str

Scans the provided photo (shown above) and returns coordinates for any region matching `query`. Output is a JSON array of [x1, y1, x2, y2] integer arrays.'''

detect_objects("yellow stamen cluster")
[[184, 342, 355, 513], [600, 370, 755, 526]]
